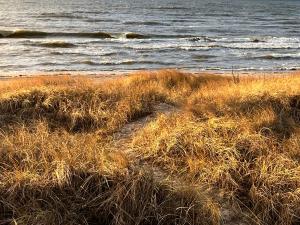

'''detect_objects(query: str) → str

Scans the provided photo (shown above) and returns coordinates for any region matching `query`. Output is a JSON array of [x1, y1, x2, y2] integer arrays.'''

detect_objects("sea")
[[0, 0, 299, 74]]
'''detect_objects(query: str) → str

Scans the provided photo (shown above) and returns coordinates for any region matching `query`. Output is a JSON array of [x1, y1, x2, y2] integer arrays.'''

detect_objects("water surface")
[[0, 0, 299, 74]]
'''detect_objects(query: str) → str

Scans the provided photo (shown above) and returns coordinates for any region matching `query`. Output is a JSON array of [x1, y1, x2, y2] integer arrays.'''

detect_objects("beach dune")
[[1, 69, 300, 225]]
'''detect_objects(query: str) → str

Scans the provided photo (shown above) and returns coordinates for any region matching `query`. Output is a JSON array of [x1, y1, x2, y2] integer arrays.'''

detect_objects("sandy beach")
[[1, 69, 300, 81]]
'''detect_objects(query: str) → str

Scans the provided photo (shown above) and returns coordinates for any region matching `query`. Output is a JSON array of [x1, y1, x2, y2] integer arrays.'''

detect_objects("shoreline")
[[0, 69, 299, 81]]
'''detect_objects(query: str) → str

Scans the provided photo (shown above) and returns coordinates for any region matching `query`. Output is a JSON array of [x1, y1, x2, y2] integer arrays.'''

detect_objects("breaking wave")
[[0, 30, 204, 40], [0, 30, 112, 39]]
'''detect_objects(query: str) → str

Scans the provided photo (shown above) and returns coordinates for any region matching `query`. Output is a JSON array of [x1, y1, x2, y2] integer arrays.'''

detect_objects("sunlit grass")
[[1, 69, 300, 224]]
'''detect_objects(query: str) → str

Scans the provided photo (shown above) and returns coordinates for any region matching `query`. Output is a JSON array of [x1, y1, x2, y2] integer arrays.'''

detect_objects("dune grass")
[[1, 70, 300, 224]]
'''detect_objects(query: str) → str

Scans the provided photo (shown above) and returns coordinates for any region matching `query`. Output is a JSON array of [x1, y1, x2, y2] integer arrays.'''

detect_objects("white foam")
[[221, 37, 300, 49]]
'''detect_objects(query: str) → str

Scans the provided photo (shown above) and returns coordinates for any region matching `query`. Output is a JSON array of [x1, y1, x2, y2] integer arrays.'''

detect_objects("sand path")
[[110, 102, 251, 225]]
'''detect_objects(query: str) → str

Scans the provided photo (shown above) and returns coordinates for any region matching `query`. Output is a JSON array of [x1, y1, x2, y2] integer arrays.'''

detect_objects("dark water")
[[0, 0, 299, 74]]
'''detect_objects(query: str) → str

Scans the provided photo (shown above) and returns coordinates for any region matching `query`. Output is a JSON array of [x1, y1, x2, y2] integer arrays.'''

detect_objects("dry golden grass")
[[132, 71, 300, 225], [1, 69, 300, 225]]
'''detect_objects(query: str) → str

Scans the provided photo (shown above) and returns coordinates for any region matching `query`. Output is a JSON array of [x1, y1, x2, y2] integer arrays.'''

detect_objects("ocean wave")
[[179, 46, 218, 51], [124, 42, 220, 51], [189, 36, 216, 42], [37, 12, 86, 19], [149, 6, 190, 10], [0, 30, 112, 39], [192, 54, 217, 61], [0, 30, 48, 38], [124, 32, 148, 39], [121, 33, 197, 40], [36, 62, 67, 66], [50, 52, 63, 55], [101, 60, 173, 66], [253, 53, 300, 60], [221, 40, 300, 49], [123, 21, 169, 26], [213, 36, 300, 45], [76, 60, 137, 66], [153, 34, 196, 39], [79, 60, 100, 65], [279, 20, 300, 25], [250, 38, 267, 43], [49, 50, 117, 57], [0, 29, 199, 40], [50, 52, 94, 57], [34, 41, 76, 48], [204, 12, 235, 17], [85, 18, 120, 23], [101, 52, 118, 56]]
